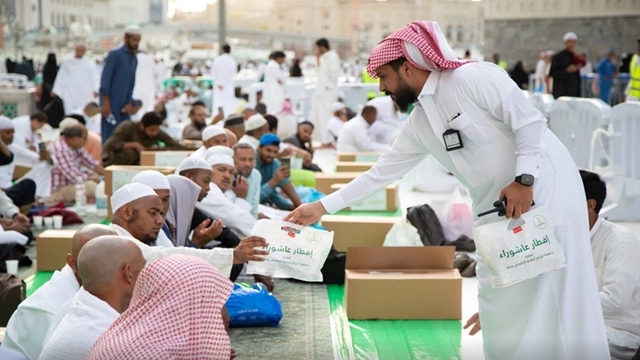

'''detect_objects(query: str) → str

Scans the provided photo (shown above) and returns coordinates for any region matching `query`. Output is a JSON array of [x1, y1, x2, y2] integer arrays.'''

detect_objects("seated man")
[[367, 95, 399, 144], [581, 170, 640, 360], [283, 120, 323, 172], [182, 101, 208, 141], [39, 236, 145, 360], [63, 115, 102, 162], [108, 183, 268, 278], [102, 112, 185, 167], [336, 105, 388, 152], [130, 170, 175, 247], [328, 102, 348, 142], [72, 102, 102, 135], [256, 134, 302, 211], [232, 143, 262, 218], [11, 111, 47, 151], [0, 117, 38, 207], [47, 123, 104, 205], [1, 225, 116, 360], [224, 115, 245, 142], [237, 114, 269, 150], [190, 125, 228, 159]]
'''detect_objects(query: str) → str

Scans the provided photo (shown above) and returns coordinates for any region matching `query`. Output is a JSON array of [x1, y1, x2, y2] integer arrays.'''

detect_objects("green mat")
[[25, 271, 54, 297], [327, 285, 462, 360]]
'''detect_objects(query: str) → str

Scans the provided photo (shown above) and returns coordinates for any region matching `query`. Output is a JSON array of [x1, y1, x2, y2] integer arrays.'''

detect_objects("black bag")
[[0, 273, 26, 327], [43, 97, 65, 128], [406, 204, 446, 246], [290, 246, 346, 285]]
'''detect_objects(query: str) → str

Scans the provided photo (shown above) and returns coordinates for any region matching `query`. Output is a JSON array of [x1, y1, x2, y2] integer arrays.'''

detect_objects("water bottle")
[[75, 177, 86, 215], [95, 181, 107, 216]]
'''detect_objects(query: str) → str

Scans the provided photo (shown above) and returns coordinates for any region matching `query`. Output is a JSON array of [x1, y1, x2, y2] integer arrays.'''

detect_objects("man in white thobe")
[[336, 105, 388, 152], [154, 58, 168, 92], [367, 95, 399, 144], [71, 102, 102, 135], [286, 21, 610, 360], [310, 38, 341, 145], [210, 44, 238, 117], [11, 112, 47, 150], [131, 50, 156, 121], [1, 225, 117, 360], [51, 45, 98, 114], [39, 236, 145, 360], [108, 183, 267, 277], [263, 51, 288, 114], [189, 125, 229, 160], [580, 170, 640, 360], [237, 114, 269, 150]]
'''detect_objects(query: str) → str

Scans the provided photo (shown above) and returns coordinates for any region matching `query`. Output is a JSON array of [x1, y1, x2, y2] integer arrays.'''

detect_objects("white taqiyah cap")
[[177, 157, 212, 173], [0, 116, 13, 130], [204, 145, 233, 159], [131, 170, 170, 190], [331, 102, 346, 112], [125, 24, 141, 35], [202, 125, 227, 142], [110, 183, 158, 213], [245, 114, 268, 131], [563, 32, 578, 42], [207, 154, 235, 168]]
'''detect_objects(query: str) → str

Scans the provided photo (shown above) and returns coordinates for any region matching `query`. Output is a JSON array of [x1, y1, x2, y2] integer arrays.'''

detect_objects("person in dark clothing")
[[290, 58, 303, 77], [283, 120, 323, 172], [510, 61, 529, 90], [39, 53, 59, 110], [5, 58, 16, 74], [14, 57, 34, 81], [0, 119, 37, 207], [549, 32, 584, 98]]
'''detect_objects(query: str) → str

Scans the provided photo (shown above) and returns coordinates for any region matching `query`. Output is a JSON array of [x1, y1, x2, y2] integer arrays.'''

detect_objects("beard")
[[386, 75, 416, 112]]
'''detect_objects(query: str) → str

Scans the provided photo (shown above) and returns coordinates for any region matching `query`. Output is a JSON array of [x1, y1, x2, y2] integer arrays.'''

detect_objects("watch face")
[[521, 174, 534, 186]]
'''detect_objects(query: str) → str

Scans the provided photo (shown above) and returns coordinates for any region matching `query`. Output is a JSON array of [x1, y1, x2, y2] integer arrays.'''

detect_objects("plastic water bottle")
[[95, 181, 107, 216], [75, 177, 86, 215]]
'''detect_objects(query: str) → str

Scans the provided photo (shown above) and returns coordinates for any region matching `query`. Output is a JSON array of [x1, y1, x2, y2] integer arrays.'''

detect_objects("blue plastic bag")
[[294, 185, 325, 203], [225, 283, 283, 328]]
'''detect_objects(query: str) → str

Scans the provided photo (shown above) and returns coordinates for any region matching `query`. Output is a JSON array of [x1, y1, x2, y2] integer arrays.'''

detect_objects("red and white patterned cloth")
[[86, 255, 234, 360], [49, 136, 99, 192], [366, 21, 474, 78]]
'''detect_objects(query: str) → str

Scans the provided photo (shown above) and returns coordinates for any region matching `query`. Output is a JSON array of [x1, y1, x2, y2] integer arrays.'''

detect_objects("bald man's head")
[[77, 235, 145, 313], [67, 224, 117, 284]]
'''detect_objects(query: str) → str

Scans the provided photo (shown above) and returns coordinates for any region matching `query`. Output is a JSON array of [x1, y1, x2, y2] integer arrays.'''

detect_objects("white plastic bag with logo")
[[473, 206, 567, 288], [246, 219, 334, 282]]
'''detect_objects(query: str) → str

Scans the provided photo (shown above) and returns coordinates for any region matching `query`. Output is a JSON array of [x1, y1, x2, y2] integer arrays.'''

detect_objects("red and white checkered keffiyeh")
[[86, 255, 234, 360], [366, 21, 474, 78]]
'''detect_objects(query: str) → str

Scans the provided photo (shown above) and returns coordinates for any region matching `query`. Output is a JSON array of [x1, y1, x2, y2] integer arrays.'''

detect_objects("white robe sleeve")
[[135, 240, 234, 278], [234, 197, 253, 213], [598, 233, 640, 317], [322, 120, 429, 213], [9, 143, 40, 166], [196, 187, 256, 238]]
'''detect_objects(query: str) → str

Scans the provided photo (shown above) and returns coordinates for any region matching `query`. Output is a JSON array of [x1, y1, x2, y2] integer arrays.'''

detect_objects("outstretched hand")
[[283, 201, 327, 226]]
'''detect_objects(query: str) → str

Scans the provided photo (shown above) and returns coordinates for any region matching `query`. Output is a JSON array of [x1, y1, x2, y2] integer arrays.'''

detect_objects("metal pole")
[[218, 0, 226, 53]]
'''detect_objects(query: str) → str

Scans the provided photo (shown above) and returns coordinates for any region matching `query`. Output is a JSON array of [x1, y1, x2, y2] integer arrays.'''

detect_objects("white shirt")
[[12, 116, 38, 146], [367, 96, 398, 127], [263, 60, 287, 114], [210, 53, 238, 89], [2, 266, 80, 360], [316, 50, 341, 92], [328, 116, 345, 140], [52, 54, 97, 112], [336, 115, 388, 152], [72, 107, 101, 135], [39, 288, 119, 360], [580, 60, 594, 76], [590, 217, 640, 349], [109, 224, 233, 277], [196, 182, 256, 238]]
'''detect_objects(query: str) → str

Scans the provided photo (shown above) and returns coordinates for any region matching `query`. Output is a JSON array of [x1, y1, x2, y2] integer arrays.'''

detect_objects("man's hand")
[[5, 220, 29, 233], [129, 142, 145, 153], [258, 213, 270, 220], [279, 147, 294, 157], [50, 92, 57, 98], [217, 85, 224, 91], [463, 312, 481, 336], [88, 174, 101, 183], [283, 201, 327, 226], [13, 213, 30, 226], [254, 275, 274, 292], [101, 102, 112, 118], [192, 219, 224, 248], [121, 103, 136, 115], [499, 182, 533, 219], [210, 112, 225, 125], [233, 236, 269, 264], [232, 176, 248, 199], [230, 348, 236, 360], [93, 91, 98, 98], [39, 150, 52, 164], [567, 64, 580, 73], [273, 166, 290, 183]]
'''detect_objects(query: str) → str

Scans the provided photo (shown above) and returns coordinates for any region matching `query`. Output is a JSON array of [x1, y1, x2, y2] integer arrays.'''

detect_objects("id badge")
[[443, 129, 463, 151]]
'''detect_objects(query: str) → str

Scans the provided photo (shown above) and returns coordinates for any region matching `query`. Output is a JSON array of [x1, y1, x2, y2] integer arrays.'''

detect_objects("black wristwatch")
[[515, 174, 535, 186]]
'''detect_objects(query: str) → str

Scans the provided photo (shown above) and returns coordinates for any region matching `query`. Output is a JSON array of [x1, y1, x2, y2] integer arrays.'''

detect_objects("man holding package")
[[286, 21, 609, 360]]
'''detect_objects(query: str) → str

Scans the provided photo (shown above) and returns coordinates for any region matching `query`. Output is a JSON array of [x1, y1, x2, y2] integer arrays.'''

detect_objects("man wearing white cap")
[[328, 102, 348, 142], [190, 125, 228, 159], [99, 25, 142, 141], [130, 170, 175, 247], [109, 183, 268, 278], [237, 114, 269, 150], [0, 116, 40, 207], [51, 45, 98, 115], [549, 32, 583, 98]]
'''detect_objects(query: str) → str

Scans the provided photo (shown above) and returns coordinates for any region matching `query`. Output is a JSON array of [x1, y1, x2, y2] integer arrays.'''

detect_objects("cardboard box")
[[335, 162, 375, 173], [315, 172, 362, 195], [140, 151, 193, 166], [182, 139, 202, 149], [12, 165, 31, 180], [345, 246, 461, 320], [321, 215, 398, 252], [36, 230, 77, 271], [330, 183, 398, 212], [337, 152, 382, 162], [104, 165, 177, 196]]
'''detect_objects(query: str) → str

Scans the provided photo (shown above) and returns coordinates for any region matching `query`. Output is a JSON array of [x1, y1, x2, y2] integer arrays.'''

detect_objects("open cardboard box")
[[330, 183, 398, 212], [315, 172, 362, 195], [321, 215, 398, 252], [140, 151, 193, 166], [36, 230, 77, 271], [104, 165, 177, 196], [337, 152, 382, 162], [335, 162, 375, 173], [345, 246, 461, 320]]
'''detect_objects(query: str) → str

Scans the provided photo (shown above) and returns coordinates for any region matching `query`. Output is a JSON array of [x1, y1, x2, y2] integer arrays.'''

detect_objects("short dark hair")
[[315, 38, 330, 49], [264, 114, 278, 132], [65, 114, 86, 126], [222, 44, 231, 53], [361, 105, 377, 116], [580, 170, 607, 214], [192, 101, 206, 108], [272, 51, 286, 60], [141, 112, 164, 127], [30, 111, 48, 123], [255, 103, 267, 115], [61, 125, 85, 138], [85, 102, 99, 111]]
